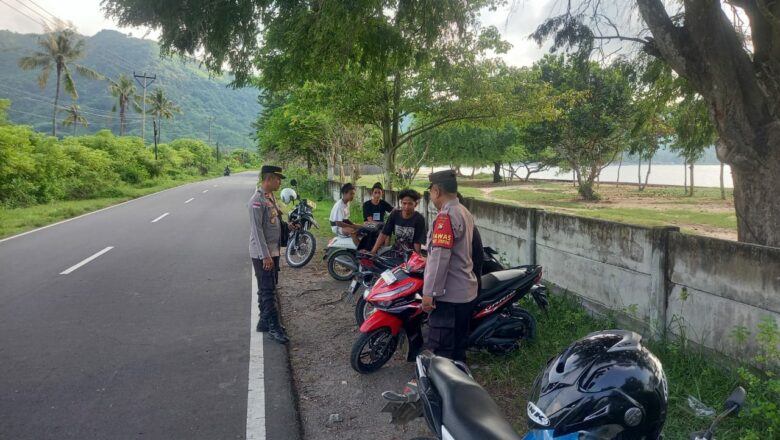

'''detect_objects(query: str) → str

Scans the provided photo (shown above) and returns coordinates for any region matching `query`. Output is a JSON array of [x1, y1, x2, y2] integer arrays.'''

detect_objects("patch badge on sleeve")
[[431, 214, 454, 249]]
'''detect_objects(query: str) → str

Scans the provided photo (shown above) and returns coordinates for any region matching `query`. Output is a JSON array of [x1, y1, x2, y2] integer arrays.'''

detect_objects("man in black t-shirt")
[[370, 189, 427, 254], [363, 182, 394, 223]]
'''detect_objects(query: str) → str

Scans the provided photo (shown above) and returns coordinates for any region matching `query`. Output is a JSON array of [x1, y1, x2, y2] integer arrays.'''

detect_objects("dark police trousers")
[[251, 256, 280, 316], [426, 300, 472, 362]]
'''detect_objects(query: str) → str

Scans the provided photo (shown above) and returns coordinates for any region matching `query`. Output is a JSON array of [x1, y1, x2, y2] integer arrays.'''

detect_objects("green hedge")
[[0, 115, 260, 208]]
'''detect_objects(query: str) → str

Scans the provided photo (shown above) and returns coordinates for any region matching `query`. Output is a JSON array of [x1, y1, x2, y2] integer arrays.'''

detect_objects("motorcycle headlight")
[[306, 200, 317, 210]]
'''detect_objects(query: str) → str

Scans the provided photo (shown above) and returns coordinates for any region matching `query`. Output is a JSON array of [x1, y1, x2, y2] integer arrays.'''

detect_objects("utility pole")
[[207, 116, 216, 144], [134, 71, 156, 145], [153, 119, 159, 160]]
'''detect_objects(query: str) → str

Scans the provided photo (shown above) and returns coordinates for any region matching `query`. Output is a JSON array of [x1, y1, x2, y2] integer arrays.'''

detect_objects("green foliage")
[[528, 55, 634, 199], [284, 167, 329, 201], [17, 25, 103, 136], [0, 113, 235, 208], [0, 29, 259, 147]]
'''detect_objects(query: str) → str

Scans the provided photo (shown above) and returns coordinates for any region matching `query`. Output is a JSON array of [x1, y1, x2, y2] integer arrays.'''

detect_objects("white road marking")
[[60, 246, 114, 275], [246, 270, 266, 440], [213, 184, 219, 187], [202, 189, 209, 194], [151, 212, 170, 223], [184, 198, 195, 204], [0, 182, 202, 245]]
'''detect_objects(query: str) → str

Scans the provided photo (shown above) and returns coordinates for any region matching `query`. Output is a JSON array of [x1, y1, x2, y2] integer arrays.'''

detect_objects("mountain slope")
[[0, 29, 260, 148]]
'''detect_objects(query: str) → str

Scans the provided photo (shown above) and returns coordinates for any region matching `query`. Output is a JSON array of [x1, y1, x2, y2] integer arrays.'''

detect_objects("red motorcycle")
[[350, 253, 548, 374]]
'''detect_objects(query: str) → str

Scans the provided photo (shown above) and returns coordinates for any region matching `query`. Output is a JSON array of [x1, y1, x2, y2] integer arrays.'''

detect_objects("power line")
[[0, 0, 47, 28], [11, 0, 58, 28], [0, 92, 144, 120], [24, 0, 59, 23]]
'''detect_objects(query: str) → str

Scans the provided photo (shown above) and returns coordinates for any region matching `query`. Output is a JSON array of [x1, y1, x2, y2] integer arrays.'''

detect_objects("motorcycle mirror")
[[724, 386, 746, 413]]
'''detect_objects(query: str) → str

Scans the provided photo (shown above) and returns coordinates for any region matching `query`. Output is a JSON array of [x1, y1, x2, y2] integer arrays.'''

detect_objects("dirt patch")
[[277, 259, 429, 440]]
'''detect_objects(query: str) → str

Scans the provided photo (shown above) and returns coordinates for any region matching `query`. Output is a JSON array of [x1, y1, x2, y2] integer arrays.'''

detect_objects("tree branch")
[[394, 114, 494, 150], [635, 0, 690, 78]]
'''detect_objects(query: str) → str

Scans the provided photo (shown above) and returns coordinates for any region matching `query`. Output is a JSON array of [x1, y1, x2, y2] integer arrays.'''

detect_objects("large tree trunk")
[[683, 163, 688, 194], [719, 160, 725, 200], [644, 156, 652, 189], [492, 162, 502, 183], [616, 152, 623, 187], [637, 0, 780, 245]]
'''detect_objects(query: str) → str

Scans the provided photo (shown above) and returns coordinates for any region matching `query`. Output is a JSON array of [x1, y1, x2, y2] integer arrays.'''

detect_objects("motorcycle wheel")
[[327, 249, 357, 281], [285, 231, 316, 268], [354, 295, 377, 326], [350, 327, 398, 374], [510, 306, 538, 340]]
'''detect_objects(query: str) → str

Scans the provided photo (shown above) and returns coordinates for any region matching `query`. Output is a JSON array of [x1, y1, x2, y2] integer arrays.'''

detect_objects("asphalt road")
[[0, 172, 296, 440]]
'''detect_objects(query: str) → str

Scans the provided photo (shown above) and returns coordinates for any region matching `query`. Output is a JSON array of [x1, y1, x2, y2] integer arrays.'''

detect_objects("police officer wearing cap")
[[249, 165, 289, 344], [423, 170, 478, 362]]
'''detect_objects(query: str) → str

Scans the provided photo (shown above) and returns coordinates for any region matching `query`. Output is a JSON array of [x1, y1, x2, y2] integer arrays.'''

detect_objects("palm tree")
[[108, 73, 140, 136], [18, 25, 103, 136], [61, 104, 88, 135], [147, 87, 181, 144]]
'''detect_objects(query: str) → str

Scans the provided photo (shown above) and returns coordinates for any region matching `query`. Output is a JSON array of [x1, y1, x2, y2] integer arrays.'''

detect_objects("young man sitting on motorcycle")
[[330, 182, 362, 245], [369, 189, 426, 255]]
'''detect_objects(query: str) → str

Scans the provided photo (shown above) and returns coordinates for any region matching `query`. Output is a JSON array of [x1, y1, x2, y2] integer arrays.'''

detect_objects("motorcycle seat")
[[477, 268, 529, 299], [428, 356, 521, 440]]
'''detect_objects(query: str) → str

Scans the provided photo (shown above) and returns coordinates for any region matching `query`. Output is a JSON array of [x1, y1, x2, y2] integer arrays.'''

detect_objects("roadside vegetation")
[[0, 101, 259, 238]]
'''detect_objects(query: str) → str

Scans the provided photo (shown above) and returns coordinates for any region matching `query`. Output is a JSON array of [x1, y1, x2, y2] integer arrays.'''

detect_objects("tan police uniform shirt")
[[248, 190, 282, 259], [423, 198, 478, 303]]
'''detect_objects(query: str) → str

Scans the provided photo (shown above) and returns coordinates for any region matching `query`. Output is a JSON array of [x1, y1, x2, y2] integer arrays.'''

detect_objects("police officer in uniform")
[[249, 165, 289, 344], [422, 170, 478, 362]]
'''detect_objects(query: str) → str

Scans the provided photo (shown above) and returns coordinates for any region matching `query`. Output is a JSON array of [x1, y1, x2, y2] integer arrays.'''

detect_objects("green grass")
[[0, 171, 244, 239], [473, 294, 754, 439], [580, 207, 737, 230]]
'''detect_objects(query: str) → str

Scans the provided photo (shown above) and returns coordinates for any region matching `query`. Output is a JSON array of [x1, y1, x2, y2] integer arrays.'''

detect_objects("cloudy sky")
[[0, 0, 566, 67]]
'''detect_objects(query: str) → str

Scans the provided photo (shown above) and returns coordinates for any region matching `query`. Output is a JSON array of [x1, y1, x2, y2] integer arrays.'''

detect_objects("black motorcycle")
[[223, 166, 230, 176], [382, 352, 747, 440], [284, 197, 319, 268]]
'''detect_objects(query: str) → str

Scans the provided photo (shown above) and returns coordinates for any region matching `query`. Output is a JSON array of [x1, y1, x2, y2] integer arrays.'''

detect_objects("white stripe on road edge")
[[0, 182, 202, 245], [60, 246, 114, 275], [202, 189, 209, 194], [246, 270, 266, 440], [184, 198, 195, 204], [151, 212, 170, 223]]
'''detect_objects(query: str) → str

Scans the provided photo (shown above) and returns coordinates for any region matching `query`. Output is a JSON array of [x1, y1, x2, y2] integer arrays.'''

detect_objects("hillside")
[[0, 29, 260, 148]]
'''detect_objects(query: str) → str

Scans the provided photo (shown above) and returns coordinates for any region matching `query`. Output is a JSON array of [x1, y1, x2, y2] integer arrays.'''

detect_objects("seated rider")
[[363, 182, 393, 223], [362, 182, 393, 250], [369, 188, 426, 255], [329, 182, 362, 245]]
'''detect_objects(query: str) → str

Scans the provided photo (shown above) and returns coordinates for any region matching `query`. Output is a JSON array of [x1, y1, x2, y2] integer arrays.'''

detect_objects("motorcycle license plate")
[[381, 270, 397, 285], [349, 279, 358, 293]]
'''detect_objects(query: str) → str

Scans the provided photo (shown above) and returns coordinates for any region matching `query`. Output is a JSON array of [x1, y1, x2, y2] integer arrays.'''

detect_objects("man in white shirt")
[[330, 183, 360, 243]]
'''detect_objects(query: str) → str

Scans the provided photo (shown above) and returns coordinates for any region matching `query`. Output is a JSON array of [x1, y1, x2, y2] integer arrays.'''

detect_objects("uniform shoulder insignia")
[[431, 213, 454, 249]]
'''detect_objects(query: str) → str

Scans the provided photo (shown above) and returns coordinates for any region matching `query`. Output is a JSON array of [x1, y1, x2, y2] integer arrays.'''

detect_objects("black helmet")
[[526, 330, 668, 440]]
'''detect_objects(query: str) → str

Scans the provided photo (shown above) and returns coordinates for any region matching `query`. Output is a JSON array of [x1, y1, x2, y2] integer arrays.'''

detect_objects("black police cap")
[[260, 165, 285, 179], [428, 169, 457, 188]]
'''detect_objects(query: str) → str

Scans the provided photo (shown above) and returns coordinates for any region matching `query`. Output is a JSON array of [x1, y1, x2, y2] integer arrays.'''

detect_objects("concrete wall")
[[666, 233, 780, 358], [327, 181, 780, 362]]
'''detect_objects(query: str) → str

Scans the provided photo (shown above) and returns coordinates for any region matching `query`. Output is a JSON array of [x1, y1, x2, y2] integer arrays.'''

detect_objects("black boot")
[[267, 311, 289, 345], [256, 314, 269, 332]]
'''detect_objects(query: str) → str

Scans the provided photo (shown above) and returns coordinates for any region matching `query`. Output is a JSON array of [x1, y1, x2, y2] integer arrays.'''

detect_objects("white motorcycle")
[[323, 223, 384, 281]]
